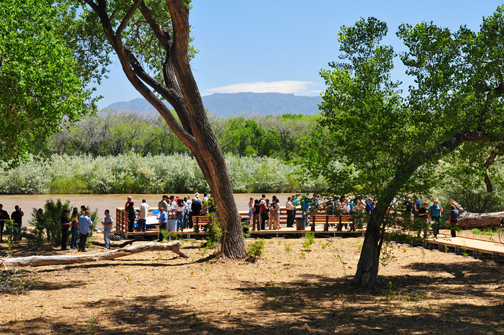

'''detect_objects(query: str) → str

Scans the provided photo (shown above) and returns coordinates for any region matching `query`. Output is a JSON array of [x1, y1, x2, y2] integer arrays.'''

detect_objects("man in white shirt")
[[138, 199, 149, 232]]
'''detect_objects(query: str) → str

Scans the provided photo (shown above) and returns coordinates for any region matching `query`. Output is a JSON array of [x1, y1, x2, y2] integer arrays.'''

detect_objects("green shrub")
[[247, 239, 265, 258], [0, 153, 327, 194]]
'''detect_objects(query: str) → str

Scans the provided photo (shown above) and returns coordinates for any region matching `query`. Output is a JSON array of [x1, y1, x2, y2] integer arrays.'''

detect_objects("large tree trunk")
[[0, 241, 188, 269], [353, 203, 388, 286], [84, 0, 246, 259], [449, 199, 503, 229]]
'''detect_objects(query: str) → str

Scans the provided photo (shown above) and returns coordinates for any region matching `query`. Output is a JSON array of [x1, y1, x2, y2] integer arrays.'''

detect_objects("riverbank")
[[0, 153, 327, 195]]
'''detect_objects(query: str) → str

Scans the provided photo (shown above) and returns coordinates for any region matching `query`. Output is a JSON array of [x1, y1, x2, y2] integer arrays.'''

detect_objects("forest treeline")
[[50, 110, 318, 160]]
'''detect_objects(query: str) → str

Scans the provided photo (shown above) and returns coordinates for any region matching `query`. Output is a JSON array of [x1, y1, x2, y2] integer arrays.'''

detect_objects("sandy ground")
[[1, 234, 504, 334]]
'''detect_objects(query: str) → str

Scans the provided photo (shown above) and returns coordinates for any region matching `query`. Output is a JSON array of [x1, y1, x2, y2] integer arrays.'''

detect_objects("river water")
[[0, 193, 296, 226]]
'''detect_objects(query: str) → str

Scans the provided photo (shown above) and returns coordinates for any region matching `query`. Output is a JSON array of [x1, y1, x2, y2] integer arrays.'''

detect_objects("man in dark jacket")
[[61, 209, 71, 250], [0, 204, 9, 242], [11, 205, 23, 240]]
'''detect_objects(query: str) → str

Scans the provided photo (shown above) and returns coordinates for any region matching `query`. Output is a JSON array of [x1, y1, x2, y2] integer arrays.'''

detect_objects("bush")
[[0, 153, 327, 194], [246, 239, 265, 258]]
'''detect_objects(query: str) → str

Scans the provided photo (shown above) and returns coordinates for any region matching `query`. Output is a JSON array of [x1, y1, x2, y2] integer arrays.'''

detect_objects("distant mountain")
[[104, 92, 322, 118]]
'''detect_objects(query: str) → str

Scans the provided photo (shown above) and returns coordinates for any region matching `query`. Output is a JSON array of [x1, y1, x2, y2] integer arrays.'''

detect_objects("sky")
[[94, 0, 503, 109]]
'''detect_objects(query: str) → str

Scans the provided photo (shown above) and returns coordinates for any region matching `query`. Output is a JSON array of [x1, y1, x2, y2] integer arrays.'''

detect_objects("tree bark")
[[0, 241, 188, 269], [449, 199, 503, 229], [84, 0, 246, 259]]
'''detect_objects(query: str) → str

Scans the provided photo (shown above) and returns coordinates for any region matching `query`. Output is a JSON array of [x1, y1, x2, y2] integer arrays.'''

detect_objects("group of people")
[[403, 196, 459, 237], [123, 193, 213, 238], [247, 194, 372, 231], [58, 205, 114, 252], [0, 204, 24, 241]]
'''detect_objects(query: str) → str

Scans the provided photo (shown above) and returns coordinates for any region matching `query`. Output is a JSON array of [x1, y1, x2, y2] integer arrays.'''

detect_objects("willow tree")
[[80, 0, 246, 258], [303, 7, 504, 285]]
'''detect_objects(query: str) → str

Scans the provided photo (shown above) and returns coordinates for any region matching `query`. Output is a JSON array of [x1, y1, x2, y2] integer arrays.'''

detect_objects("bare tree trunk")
[[449, 199, 503, 229], [1, 241, 188, 269]]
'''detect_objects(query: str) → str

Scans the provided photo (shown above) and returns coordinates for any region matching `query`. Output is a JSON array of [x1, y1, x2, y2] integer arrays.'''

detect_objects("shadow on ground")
[[1, 259, 503, 334]]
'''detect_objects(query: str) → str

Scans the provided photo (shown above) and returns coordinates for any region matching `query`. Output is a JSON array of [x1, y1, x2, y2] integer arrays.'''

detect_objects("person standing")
[[403, 196, 413, 229], [260, 200, 268, 230], [0, 204, 9, 242], [248, 197, 254, 219], [125, 196, 132, 211], [292, 196, 299, 219], [61, 209, 71, 250], [78, 210, 93, 252], [428, 199, 443, 238], [417, 203, 429, 238], [449, 204, 459, 237], [176, 199, 185, 231], [158, 195, 169, 211], [70, 211, 79, 249], [11, 205, 24, 240], [102, 209, 114, 249], [158, 207, 167, 242], [413, 195, 422, 223], [286, 197, 295, 227], [184, 197, 191, 229], [271, 199, 281, 230], [126, 202, 136, 232], [252, 199, 261, 231], [326, 197, 335, 216], [138, 199, 149, 233]]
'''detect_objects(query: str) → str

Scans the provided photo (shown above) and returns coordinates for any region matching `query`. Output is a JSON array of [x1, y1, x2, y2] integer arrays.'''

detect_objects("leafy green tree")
[[304, 7, 504, 286], [0, 0, 94, 166]]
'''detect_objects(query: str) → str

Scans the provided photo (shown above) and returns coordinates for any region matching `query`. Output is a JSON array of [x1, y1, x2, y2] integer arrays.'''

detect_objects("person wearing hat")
[[61, 209, 71, 250], [428, 199, 443, 238]]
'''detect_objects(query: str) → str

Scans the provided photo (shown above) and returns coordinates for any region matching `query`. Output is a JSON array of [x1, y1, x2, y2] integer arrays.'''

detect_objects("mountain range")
[[104, 92, 322, 118]]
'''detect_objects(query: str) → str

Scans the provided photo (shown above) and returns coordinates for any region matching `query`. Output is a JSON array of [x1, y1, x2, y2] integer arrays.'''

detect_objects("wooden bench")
[[311, 214, 356, 232], [194, 216, 213, 233]]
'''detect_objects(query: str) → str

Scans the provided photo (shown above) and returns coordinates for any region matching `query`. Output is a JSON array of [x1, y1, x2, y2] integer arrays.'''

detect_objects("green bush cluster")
[[0, 153, 327, 194]]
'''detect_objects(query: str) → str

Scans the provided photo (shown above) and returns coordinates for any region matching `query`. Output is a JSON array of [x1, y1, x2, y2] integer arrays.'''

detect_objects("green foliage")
[[0, 0, 93, 166], [0, 267, 35, 295], [0, 153, 325, 194], [304, 232, 315, 245], [246, 239, 265, 258], [301, 8, 504, 283]]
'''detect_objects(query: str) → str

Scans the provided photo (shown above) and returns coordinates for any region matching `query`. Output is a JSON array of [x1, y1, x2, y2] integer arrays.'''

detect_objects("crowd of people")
[[0, 193, 462, 253], [246, 193, 372, 231]]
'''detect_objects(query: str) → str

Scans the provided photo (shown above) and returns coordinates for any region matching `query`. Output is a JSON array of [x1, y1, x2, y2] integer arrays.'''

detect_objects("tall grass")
[[0, 153, 327, 194]]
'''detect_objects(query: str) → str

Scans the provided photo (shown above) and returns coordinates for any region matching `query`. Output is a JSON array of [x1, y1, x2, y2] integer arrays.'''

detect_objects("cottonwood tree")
[[80, 0, 246, 258], [0, 0, 98, 166], [303, 7, 504, 285]]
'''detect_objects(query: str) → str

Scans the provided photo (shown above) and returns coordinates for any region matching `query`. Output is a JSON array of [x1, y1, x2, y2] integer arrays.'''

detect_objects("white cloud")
[[206, 81, 320, 96]]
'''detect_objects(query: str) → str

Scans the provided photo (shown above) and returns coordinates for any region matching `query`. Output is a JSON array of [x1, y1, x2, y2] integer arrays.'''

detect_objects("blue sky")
[[94, 0, 503, 109]]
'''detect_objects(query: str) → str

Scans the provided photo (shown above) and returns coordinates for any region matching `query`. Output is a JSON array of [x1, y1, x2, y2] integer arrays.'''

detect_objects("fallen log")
[[0, 241, 188, 269], [449, 199, 504, 229]]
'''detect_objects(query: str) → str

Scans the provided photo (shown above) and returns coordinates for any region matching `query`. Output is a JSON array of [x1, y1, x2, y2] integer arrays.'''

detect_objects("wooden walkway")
[[395, 231, 504, 262]]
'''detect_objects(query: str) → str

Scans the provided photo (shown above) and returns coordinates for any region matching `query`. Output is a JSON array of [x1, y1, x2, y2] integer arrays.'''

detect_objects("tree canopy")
[[303, 6, 504, 285], [0, 0, 96, 166]]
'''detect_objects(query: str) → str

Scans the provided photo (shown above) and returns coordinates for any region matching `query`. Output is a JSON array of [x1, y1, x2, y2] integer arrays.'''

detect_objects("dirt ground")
[[1, 234, 504, 335]]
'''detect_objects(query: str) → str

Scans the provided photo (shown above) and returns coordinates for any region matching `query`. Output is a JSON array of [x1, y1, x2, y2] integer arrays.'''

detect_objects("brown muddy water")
[[0, 193, 298, 227]]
